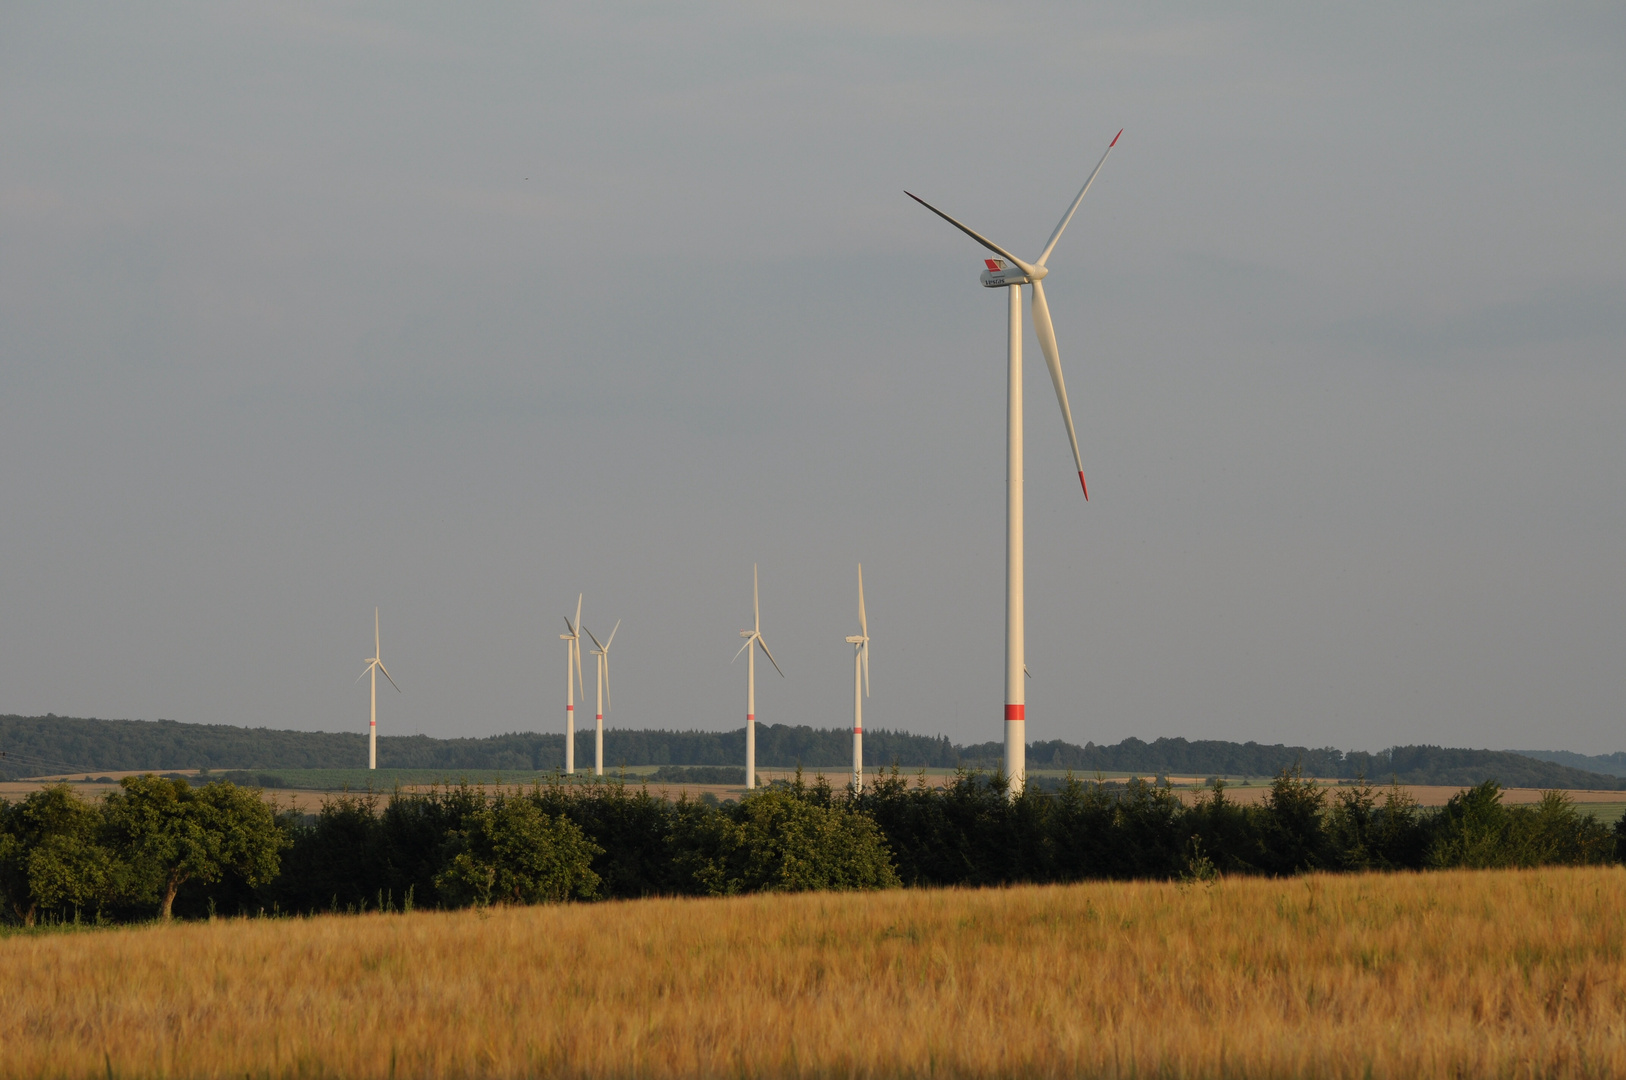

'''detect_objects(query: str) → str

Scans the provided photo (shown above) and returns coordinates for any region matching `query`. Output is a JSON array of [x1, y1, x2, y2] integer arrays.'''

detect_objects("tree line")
[[3, 769, 1620, 927], [5, 714, 1621, 789]]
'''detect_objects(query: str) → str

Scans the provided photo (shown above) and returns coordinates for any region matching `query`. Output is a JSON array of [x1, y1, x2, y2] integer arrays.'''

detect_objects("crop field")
[[4, 867, 1625, 1079]]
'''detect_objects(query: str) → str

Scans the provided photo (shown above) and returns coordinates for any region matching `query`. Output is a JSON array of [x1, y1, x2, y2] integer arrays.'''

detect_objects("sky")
[[1, 2, 1623, 754]]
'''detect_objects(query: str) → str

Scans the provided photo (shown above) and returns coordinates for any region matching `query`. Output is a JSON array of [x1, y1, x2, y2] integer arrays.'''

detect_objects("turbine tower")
[[907, 129, 1121, 796], [732, 564, 782, 790], [844, 565, 870, 794], [583, 619, 620, 777], [560, 595, 585, 775], [357, 607, 400, 771]]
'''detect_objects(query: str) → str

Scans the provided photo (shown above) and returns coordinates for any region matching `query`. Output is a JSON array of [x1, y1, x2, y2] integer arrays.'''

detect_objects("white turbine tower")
[[907, 129, 1121, 796], [356, 607, 400, 771], [560, 595, 585, 775], [844, 565, 870, 794], [732, 564, 782, 790], [583, 619, 620, 777]]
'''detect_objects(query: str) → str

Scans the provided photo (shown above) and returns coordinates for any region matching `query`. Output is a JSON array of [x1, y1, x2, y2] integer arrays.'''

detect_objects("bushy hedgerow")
[[0, 767, 1618, 924]]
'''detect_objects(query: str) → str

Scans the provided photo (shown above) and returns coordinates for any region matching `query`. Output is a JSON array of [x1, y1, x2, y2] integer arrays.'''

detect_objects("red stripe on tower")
[[747, 714, 754, 721], [854, 727, 863, 735], [566, 705, 573, 711], [1005, 704, 1025, 722]]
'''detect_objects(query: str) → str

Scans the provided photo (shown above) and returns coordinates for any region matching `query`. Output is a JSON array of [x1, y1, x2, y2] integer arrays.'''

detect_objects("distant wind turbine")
[[560, 595, 585, 775], [356, 607, 400, 771], [844, 565, 870, 793], [907, 129, 1121, 796], [583, 619, 620, 777], [732, 564, 782, 790]]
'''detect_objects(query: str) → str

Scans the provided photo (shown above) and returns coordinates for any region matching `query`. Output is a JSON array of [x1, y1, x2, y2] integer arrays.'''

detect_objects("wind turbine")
[[732, 564, 782, 790], [560, 595, 585, 775], [356, 607, 400, 771], [907, 129, 1121, 796], [844, 565, 870, 794], [583, 619, 620, 777]]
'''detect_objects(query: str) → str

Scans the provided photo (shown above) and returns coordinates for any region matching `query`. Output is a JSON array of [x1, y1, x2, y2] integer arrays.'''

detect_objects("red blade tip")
[[1110, 129, 1122, 147], [1079, 471, 1089, 500]]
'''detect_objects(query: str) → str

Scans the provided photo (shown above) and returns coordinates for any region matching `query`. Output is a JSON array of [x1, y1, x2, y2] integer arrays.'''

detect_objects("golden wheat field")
[[4, 868, 1625, 1079]]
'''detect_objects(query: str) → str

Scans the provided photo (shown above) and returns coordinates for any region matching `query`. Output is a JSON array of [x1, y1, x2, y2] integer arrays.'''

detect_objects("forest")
[[2, 769, 1619, 926], [3, 713, 1621, 789]]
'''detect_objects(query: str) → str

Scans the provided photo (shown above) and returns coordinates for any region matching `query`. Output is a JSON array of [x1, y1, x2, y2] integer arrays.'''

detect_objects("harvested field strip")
[[4, 868, 1626, 1078]]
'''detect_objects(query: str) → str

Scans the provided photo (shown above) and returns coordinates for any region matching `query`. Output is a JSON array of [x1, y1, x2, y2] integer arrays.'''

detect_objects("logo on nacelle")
[[979, 258, 1030, 289]]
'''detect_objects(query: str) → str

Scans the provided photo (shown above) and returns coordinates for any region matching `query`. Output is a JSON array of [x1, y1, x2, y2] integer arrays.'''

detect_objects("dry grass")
[[4, 868, 1625, 1079]]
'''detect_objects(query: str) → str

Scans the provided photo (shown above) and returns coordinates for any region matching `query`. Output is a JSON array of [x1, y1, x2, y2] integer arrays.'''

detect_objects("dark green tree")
[[1257, 766, 1330, 874], [1429, 781, 1514, 868], [273, 792, 389, 913], [1507, 791, 1614, 867]]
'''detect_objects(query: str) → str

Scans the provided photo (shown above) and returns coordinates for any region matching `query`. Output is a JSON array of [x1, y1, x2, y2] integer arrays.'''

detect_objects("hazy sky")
[[2, 2, 1623, 754]]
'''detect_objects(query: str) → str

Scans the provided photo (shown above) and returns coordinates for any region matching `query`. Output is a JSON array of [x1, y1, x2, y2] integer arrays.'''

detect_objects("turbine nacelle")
[[979, 258, 1046, 288]]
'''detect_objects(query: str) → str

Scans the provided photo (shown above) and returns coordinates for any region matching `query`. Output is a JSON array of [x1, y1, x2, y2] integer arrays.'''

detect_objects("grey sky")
[[2, 2, 1622, 754]]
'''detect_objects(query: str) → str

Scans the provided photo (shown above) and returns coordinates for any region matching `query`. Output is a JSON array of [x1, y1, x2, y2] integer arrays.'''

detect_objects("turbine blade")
[[604, 619, 619, 650], [757, 634, 784, 677], [374, 608, 380, 655], [563, 614, 576, 636], [753, 564, 760, 633], [733, 638, 753, 663], [583, 623, 605, 652], [378, 661, 401, 692], [857, 564, 867, 638], [575, 594, 583, 633], [905, 192, 1034, 273], [356, 663, 373, 684], [862, 641, 870, 697], [1036, 129, 1121, 268], [575, 641, 585, 698], [1030, 279, 1088, 499]]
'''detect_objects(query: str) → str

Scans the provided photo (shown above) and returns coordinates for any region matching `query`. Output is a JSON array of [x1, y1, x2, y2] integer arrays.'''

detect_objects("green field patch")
[[217, 768, 636, 792], [1572, 802, 1626, 825]]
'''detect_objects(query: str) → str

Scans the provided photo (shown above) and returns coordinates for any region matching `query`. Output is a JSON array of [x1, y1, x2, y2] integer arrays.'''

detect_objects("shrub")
[[434, 793, 601, 907], [0, 786, 116, 926], [676, 786, 900, 895]]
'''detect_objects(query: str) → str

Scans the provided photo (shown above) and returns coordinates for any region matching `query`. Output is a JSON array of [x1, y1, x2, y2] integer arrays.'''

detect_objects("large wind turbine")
[[560, 595, 585, 775], [732, 564, 782, 790], [357, 607, 400, 771], [844, 565, 870, 794], [583, 619, 620, 777], [907, 129, 1121, 796]]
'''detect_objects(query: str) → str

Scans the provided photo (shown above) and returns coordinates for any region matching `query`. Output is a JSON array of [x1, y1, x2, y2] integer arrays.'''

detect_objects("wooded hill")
[[1516, 749, 1626, 778], [2, 714, 1621, 790]]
